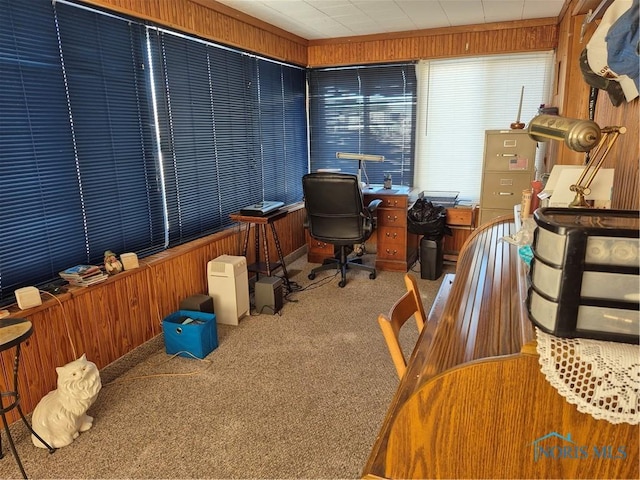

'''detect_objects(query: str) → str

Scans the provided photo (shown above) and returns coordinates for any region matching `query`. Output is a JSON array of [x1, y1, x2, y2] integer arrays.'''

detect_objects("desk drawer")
[[378, 210, 407, 227], [378, 226, 406, 247], [365, 193, 408, 209], [377, 243, 407, 260], [380, 196, 408, 209], [446, 207, 475, 227]]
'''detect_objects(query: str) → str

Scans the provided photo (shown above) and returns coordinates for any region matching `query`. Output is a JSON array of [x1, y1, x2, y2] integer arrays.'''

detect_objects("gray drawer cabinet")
[[479, 130, 537, 226]]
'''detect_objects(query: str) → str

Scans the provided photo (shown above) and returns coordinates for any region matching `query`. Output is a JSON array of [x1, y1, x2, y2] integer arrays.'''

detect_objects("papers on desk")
[[541, 165, 614, 208]]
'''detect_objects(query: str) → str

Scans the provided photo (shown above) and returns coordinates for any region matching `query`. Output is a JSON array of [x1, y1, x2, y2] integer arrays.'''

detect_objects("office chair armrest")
[[367, 199, 382, 214]]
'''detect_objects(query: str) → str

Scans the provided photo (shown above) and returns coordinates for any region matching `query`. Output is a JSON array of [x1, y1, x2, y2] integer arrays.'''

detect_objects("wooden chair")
[[377, 273, 427, 379]]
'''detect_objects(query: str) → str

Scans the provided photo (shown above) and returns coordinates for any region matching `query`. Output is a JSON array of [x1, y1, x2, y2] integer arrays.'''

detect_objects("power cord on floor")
[[286, 268, 341, 298], [103, 350, 212, 387]]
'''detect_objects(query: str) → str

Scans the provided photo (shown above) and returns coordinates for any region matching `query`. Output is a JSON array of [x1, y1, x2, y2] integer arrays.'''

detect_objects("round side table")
[[0, 318, 55, 479]]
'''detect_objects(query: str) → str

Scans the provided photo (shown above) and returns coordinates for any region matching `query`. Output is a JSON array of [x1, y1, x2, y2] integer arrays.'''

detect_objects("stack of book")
[[59, 264, 108, 287]]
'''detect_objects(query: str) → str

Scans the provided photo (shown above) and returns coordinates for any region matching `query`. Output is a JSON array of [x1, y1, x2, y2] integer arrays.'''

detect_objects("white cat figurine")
[[31, 354, 102, 448]]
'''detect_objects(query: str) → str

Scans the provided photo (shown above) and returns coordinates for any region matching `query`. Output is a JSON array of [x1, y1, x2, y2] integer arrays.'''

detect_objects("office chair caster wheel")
[[308, 272, 316, 280], [338, 279, 346, 288], [369, 272, 376, 280]]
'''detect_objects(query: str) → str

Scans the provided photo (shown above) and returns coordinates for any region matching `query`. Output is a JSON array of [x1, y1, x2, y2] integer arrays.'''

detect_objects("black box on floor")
[[179, 294, 214, 313], [255, 276, 283, 315]]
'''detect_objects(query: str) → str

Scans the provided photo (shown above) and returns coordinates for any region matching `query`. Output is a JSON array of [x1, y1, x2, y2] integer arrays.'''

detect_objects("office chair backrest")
[[302, 173, 370, 245], [378, 273, 427, 379]]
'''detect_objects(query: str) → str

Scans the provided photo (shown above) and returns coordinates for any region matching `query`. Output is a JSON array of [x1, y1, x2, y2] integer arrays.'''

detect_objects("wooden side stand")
[[229, 210, 291, 293]]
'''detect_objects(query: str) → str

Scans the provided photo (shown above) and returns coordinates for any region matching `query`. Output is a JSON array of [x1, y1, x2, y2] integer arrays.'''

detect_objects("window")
[[0, 0, 308, 303], [414, 52, 555, 201], [308, 64, 416, 186]]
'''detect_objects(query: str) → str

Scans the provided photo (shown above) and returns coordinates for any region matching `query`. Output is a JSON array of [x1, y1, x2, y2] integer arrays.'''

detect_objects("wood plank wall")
[[0, 207, 306, 423], [307, 18, 558, 66], [552, 4, 639, 210]]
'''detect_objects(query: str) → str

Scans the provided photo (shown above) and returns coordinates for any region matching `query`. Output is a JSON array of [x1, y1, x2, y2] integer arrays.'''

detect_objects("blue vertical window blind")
[[0, 0, 308, 303], [308, 64, 417, 186]]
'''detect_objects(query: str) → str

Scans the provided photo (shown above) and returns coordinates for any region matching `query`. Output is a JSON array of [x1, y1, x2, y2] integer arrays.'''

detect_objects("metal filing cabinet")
[[479, 130, 537, 226]]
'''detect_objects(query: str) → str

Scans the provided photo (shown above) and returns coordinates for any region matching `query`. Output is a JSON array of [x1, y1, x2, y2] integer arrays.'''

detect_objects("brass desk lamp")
[[528, 114, 626, 207], [335, 152, 385, 187]]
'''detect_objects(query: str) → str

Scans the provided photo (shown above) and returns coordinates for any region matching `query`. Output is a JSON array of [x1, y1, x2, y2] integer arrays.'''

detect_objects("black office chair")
[[302, 172, 382, 288]]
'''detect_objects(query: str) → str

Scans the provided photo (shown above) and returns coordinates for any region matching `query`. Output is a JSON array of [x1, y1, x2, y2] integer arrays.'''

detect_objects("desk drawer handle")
[[496, 192, 514, 196], [386, 200, 399, 207], [385, 249, 398, 255], [386, 215, 398, 221], [385, 232, 398, 239]]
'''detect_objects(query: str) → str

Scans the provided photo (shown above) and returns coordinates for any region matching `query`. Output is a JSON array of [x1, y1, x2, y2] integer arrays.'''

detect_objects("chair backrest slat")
[[378, 273, 427, 379]]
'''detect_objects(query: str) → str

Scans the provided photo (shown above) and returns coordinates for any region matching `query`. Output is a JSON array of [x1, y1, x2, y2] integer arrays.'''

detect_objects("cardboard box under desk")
[[162, 310, 218, 359]]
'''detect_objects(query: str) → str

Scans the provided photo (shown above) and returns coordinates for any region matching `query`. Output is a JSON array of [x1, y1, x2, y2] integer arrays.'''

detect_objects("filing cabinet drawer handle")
[[385, 232, 398, 239], [385, 249, 398, 255], [496, 192, 514, 196], [386, 215, 398, 221]]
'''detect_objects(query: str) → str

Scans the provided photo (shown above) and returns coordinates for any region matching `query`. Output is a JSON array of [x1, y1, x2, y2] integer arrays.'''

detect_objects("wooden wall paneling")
[[554, 1, 639, 209], [308, 20, 558, 67], [596, 97, 640, 210], [554, 15, 593, 166], [79, 0, 308, 66]]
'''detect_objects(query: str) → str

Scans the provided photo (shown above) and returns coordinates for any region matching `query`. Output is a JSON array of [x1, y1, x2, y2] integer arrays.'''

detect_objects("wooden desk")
[[306, 185, 419, 272], [442, 204, 477, 262], [362, 215, 639, 479], [229, 210, 291, 292]]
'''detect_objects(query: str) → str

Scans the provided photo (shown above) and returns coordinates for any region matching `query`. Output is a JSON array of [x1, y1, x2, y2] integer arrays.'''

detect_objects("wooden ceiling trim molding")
[[308, 17, 558, 47], [308, 24, 558, 68]]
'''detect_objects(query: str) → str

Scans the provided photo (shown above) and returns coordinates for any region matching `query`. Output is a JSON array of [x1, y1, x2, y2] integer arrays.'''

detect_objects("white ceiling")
[[214, 0, 566, 40]]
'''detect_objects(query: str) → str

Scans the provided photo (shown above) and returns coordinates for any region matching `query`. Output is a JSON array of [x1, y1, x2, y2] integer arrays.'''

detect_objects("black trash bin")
[[408, 197, 449, 280], [420, 237, 443, 280]]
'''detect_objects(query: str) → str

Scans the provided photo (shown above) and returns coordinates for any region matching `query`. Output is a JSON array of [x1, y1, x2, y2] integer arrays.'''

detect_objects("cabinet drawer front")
[[377, 244, 406, 260], [378, 211, 407, 227], [378, 226, 406, 246], [309, 239, 333, 254], [446, 207, 474, 226], [484, 132, 536, 172], [365, 193, 408, 209], [381, 196, 407, 209], [481, 173, 531, 209]]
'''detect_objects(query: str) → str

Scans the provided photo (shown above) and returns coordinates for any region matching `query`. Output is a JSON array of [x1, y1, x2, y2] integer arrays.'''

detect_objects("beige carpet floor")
[[0, 253, 452, 479]]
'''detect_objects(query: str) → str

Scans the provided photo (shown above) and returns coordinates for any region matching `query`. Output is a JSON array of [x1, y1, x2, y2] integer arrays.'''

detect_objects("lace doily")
[[536, 328, 640, 425]]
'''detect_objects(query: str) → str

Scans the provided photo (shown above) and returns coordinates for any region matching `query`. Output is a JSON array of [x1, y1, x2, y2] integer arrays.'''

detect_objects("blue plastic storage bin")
[[162, 310, 218, 359]]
